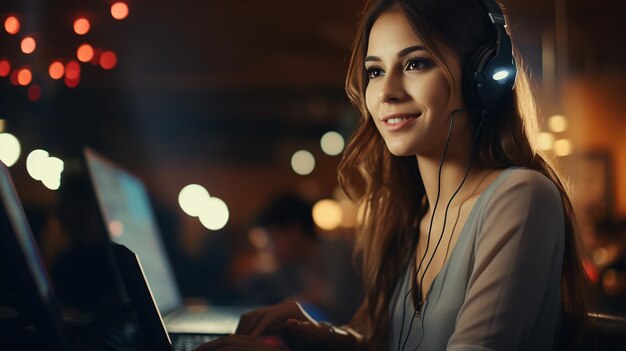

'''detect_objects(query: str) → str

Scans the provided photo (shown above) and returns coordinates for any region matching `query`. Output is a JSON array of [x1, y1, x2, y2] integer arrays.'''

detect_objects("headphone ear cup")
[[462, 44, 496, 111]]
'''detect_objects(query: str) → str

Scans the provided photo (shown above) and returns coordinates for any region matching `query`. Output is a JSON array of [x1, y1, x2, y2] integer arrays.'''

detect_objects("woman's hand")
[[192, 335, 282, 351], [282, 319, 364, 351], [235, 300, 310, 336]]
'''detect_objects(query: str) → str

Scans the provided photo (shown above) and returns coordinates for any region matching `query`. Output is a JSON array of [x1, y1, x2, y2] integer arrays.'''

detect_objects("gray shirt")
[[390, 168, 564, 351]]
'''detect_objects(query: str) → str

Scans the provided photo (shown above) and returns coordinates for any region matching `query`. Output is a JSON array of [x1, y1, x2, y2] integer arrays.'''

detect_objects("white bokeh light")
[[178, 184, 211, 217], [320, 131, 345, 156], [199, 197, 229, 230], [0, 133, 21, 166], [291, 150, 315, 175], [26, 149, 49, 180], [554, 139, 573, 157]]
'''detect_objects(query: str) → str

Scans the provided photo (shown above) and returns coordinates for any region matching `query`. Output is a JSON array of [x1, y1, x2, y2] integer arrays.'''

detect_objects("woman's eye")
[[366, 67, 384, 79], [406, 58, 430, 71]]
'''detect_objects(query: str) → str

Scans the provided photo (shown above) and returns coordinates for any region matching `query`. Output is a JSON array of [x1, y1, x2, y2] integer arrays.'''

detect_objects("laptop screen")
[[0, 162, 66, 349], [85, 149, 181, 314]]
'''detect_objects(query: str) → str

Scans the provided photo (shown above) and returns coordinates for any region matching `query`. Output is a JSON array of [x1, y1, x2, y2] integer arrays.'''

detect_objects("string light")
[[21, 36, 36, 54], [111, 2, 129, 20], [4, 16, 20, 34], [73, 18, 90, 35]]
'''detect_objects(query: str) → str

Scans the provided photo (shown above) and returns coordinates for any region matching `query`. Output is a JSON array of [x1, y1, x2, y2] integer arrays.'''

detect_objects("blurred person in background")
[[235, 193, 362, 325]]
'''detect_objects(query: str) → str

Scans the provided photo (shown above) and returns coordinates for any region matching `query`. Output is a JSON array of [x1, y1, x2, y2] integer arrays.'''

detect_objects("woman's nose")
[[377, 73, 406, 103]]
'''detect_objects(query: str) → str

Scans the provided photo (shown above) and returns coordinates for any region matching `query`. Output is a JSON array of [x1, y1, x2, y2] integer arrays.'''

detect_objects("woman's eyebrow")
[[365, 45, 425, 63]]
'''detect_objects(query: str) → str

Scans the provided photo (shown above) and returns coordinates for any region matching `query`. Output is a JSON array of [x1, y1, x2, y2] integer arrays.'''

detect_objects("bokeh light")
[[111, 2, 130, 20], [65, 61, 81, 80], [312, 199, 343, 231], [17, 68, 32, 86], [554, 139, 573, 157], [27, 84, 41, 102], [21, 36, 36, 54], [108, 220, 124, 237], [99, 51, 117, 69], [320, 131, 345, 156], [26, 150, 64, 190], [548, 115, 568, 133], [0, 119, 5, 133], [10, 70, 19, 85], [77, 44, 95, 62], [0, 60, 10, 77], [65, 76, 80, 88], [291, 150, 315, 175], [73, 18, 90, 35], [199, 197, 230, 230], [178, 184, 211, 217], [4, 16, 20, 35], [49, 61, 64, 79], [537, 132, 554, 151], [0, 133, 21, 167]]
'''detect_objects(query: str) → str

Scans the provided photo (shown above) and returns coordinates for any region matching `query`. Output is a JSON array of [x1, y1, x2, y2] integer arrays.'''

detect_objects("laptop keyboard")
[[172, 334, 218, 351], [164, 310, 240, 334]]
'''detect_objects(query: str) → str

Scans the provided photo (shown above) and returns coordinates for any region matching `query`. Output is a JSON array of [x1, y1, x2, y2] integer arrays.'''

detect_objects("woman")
[[197, 0, 589, 350]]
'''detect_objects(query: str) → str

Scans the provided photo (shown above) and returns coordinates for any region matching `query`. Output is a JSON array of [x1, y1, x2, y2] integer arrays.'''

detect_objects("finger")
[[235, 310, 265, 335], [249, 313, 282, 337]]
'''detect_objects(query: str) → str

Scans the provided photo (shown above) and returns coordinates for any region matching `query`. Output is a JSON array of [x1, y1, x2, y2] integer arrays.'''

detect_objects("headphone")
[[462, 0, 517, 111]]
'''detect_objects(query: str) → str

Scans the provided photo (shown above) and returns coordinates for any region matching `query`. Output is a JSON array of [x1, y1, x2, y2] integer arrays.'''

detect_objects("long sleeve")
[[447, 170, 564, 351]]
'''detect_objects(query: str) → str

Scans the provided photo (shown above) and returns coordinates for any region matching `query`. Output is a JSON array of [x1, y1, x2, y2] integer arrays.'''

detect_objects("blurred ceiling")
[[0, 0, 625, 166]]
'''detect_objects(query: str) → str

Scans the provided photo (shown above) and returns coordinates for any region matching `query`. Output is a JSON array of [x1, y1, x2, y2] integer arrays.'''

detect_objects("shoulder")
[[487, 167, 562, 206]]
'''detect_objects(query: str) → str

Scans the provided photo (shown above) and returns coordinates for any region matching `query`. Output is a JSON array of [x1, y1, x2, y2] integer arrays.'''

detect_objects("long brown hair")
[[338, 0, 591, 349]]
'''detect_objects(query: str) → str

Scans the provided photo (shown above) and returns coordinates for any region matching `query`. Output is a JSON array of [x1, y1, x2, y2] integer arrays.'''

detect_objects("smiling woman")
[[194, 0, 591, 350]]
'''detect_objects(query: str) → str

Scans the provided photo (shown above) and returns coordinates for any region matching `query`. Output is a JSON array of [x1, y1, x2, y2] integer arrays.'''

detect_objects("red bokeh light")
[[99, 51, 117, 70], [65, 76, 80, 88], [49, 61, 65, 80], [17, 68, 32, 86], [77, 44, 95, 62], [65, 61, 81, 80], [0, 60, 10, 77], [28, 84, 42, 101]]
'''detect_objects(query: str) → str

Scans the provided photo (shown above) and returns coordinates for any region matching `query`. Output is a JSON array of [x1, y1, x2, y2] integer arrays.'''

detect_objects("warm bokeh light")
[[248, 227, 270, 249], [178, 184, 211, 217], [199, 197, 230, 230], [17, 68, 32, 86], [27, 84, 41, 102], [10, 70, 19, 85], [65, 76, 80, 88], [4, 16, 20, 35], [49, 61, 64, 79], [537, 132, 554, 151], [0, 119, 5, 133], [26, 150, 63, 190], [554, 139, 573, 156], [111, 2, 129, 20], [291, 150, 315, 175], [0, 60, 10, 77], [99, 51, 117, 69], [108, 220, 124, 237], [320, 131, 345, 156], [0, 133, 21, 167], [21, 36, 36, 54], [312, 199, 343, 231], [548, 115, 568, 133], [90, 48, 103, 65], [65, 61, 81, 80], [73, 18, 90, 35], [77, 44, 94, 62]]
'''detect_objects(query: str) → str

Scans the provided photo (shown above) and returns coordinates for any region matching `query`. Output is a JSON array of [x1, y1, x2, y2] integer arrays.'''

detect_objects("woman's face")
[[365, 9, 467, 157]]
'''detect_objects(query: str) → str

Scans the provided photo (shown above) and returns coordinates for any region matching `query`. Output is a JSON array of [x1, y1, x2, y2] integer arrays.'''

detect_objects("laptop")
[[0, 161, 68, 350], [83, 148, 244, 335]]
